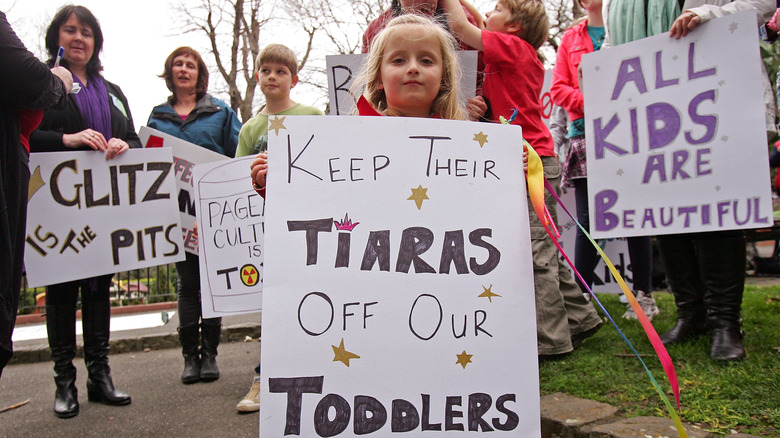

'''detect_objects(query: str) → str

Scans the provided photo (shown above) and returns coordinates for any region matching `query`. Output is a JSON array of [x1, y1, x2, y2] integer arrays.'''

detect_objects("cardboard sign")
[[582, 11, 772, 239], [326, 52, 478, 115], [139, 126, 229, 254], [259, 115, 540, 436], [193, 156, 264, 318], [556, 189, 633, 293], [24, 148, 185, 287]]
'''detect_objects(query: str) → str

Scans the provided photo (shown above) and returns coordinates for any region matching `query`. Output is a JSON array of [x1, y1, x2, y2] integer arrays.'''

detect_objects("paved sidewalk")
[[5, 277, 774, 437]]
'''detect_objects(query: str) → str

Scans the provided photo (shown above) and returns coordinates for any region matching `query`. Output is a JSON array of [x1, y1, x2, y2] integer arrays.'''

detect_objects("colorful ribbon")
[[519, 131, 687, 437]]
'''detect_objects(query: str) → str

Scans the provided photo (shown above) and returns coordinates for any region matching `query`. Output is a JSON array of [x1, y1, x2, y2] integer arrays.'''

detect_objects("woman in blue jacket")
[[147, 47, 241, 384]]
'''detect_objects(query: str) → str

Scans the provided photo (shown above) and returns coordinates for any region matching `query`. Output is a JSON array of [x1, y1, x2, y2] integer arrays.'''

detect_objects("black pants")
[[0, 144, 30, 374], [176, 252, 221, 329], [572, 179, 653, 293]]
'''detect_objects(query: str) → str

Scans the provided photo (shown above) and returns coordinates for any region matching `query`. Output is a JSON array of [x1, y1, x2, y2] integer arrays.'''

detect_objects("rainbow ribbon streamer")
[[520, 132, 687, 437]]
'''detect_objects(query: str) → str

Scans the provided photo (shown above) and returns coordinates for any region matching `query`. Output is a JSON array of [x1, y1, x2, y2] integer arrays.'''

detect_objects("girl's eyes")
[[420, 58, 434, 65], [391, 58, 405, 64]]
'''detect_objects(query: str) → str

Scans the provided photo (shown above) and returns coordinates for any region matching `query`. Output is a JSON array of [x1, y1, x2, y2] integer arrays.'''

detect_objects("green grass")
[[539, 285, 780, 436]]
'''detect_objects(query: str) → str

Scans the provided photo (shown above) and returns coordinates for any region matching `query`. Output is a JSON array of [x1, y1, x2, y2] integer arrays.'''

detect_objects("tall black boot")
[[82, 295, 131, 405], [199, 320, 221, 382], [657, 235, 707, 345], [699, 233, 747, 362], [46, 304, 79, 418], [178, 324, 200, 384]]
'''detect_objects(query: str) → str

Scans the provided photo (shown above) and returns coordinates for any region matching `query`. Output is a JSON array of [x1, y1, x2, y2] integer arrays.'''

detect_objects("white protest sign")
[[260, 115, 540, 437], [583, 11, 772, 239], [25, 148, 185, 287], [327, 52, 479, 115], [139, 126, 228, 254], [556, 189, 633, 293], [540, 69, 554, 127], [193, 156, 264, 318]]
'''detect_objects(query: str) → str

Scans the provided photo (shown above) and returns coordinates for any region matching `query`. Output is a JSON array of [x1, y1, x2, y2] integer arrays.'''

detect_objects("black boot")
[[657, 236, 707, 345], [46, 304, 79, 418], [700, 233, 747, 362], [82, 296, 131, 405], [178, 324, 200, 384], [199, 321, 221, 382]]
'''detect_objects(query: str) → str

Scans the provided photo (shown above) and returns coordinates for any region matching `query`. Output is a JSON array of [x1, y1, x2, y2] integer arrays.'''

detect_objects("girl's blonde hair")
[[352, 14, 466, 120]]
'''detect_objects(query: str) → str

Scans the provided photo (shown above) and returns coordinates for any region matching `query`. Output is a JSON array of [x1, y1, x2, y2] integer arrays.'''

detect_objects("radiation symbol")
[[240, 264, 259, 287]]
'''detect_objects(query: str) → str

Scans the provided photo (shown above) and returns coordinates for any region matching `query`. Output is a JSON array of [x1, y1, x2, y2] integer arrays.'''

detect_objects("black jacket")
[[31, 79, 141, 152]]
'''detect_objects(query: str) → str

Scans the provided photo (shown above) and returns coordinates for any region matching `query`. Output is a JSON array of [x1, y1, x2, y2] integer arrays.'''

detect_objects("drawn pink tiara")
[[334, 213, 359, 231]]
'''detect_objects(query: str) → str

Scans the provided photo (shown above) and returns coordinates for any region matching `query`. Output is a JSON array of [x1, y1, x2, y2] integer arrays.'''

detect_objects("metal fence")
[[18, 264, 179, 315]]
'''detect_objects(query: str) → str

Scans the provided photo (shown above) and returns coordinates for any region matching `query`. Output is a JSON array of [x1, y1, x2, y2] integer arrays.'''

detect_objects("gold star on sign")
[[473, 131, 488, 148], [408, 185, 429, 210], [269, 115, 287, 135], [28, 166, 45, 201], [332, 338, 360, 367], [478, 284, 501, 303], [456, 351, 473, 369]]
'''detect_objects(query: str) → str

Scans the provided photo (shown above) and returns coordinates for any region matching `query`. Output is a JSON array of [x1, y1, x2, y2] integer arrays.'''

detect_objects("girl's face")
[[171, 54, 199, 93], [378, 26, 444, 118], [58, 13, 95, 69]]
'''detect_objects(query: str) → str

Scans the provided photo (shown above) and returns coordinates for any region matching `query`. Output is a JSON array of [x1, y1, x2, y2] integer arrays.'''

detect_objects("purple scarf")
[[73, 75, 112, 141]]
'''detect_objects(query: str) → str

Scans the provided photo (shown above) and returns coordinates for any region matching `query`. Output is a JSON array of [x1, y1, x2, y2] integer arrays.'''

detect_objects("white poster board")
[[260, 116, 540, 436], [556, 189, 633, 293], [139, 126, 228, 254], [327, 52, 478, 115], [582, 11, 772, 239], [193, 156, 264, 318], [25, 148, 185, 287], [540, 69, 553, 127]]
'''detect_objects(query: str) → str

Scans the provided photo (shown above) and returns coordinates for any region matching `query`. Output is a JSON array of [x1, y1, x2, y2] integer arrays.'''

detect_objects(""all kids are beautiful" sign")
[[582, 11, 772, 239]]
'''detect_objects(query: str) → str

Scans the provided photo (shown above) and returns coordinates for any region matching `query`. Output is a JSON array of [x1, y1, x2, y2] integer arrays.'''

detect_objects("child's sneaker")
[[236, 375, 261, 413], [622, 291, 660, 321]]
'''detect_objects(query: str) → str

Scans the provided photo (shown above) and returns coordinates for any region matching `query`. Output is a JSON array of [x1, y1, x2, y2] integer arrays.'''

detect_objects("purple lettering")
[[696, 148, 712, 176], [623, 209, 635, 228], [594, 189, 619, 231], [685, 90, 717, 144], [647, 102, 680, 150], [678, 206, 697, 228], [611, 57, 647, 100], [717, 201, 730, 227], [642, 208, 656, 228], [655, 51, 679, 88], [593, 114, 628, 159], [671, 150, 691, 180], [643, 154, 667, 184], [688, 42, 716, 80]]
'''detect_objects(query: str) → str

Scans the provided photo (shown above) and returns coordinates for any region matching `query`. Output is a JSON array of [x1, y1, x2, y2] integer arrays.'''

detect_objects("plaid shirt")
[[562, 134, 587, 187]]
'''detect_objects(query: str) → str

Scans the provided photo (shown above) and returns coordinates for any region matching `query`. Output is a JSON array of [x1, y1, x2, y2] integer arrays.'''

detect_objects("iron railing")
[[18, 264, 178, 315]]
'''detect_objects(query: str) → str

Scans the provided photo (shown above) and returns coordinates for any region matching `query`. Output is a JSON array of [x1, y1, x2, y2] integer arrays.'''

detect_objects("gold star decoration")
[[456, 351, 473, 369], [478, 284, 501, 303], [332, 338, 360, 367], [269, 115, 287, 135], [473, 131, 488, 148], [408, 185, 429, 210], [28, 166, 45, 201]]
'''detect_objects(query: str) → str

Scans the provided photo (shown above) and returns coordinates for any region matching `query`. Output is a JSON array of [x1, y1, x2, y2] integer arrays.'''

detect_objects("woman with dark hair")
[[30, 4, 139, 418], [147, 46, 241, 384]]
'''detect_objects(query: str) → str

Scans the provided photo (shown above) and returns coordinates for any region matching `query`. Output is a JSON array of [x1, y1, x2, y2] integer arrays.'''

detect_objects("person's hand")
[[250, 151, 268, 189], [63, 129, 108, 151], [467, 96, 488, 121], [523, 144, 529, 172], [669, 11, 701, 39], [192, 221, 199, 244], [50, 66, 73, 94], [577, 64, 584, 93], [105, 138, 129, 160]]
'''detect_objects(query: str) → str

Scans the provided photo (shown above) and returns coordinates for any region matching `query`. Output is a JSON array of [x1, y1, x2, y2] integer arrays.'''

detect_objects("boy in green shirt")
[[235, 44, 322, 413], [235, 44, 323, 158]]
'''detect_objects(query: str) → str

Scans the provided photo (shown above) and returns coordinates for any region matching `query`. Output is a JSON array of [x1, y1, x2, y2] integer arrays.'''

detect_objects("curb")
[[8, 321, 261, 366], [540, 392, 761, 437], [14, 301, 179, 326]]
